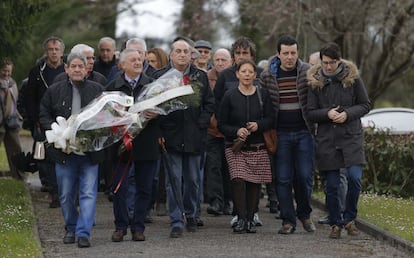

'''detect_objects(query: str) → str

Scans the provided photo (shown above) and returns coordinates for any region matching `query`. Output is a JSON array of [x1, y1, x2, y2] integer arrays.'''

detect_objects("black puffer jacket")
[[39, 79, 104, 164]]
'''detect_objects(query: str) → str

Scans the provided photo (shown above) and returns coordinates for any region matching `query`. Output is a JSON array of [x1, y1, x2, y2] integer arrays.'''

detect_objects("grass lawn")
[[313, 191, 414, 242], [0, 178, 42, 257]]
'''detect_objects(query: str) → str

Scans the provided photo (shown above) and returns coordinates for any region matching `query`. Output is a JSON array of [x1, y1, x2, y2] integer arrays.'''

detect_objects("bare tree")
[[231, 0, 414, 106], [304, 0, 414, 105]]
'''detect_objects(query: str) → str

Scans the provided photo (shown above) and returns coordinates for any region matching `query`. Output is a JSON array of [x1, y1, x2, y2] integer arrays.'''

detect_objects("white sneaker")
[[253, 212, 263, 226], [230, 215, 238, 228]]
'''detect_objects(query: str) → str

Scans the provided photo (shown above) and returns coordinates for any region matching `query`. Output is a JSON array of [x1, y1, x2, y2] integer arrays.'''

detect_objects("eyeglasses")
[[86, 56, 95, 60], [322, 60, 337, 66]]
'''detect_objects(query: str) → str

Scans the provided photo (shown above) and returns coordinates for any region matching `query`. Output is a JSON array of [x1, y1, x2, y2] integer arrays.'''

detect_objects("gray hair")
[[98, 37, 116, 49], [119, 48, 140, 62], [66, 52, 87, 66], [43, 36, 65, 52], [126, 38, 147, 51], [71, 44, 95, 55]]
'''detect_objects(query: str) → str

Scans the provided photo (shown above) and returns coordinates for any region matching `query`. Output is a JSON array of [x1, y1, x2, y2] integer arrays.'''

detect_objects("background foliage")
[[1, 0, 413, 107], [363, 129, 414, 197]]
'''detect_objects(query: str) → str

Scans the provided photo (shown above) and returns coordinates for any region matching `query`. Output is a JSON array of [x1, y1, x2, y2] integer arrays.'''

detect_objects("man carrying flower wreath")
[[39, 51, 105, 248], [105, 47, 161, 242], [153, 38, 214, 238]]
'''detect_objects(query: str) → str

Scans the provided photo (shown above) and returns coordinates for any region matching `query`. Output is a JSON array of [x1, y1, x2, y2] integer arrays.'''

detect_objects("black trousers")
[[205, 135, 231, 208]]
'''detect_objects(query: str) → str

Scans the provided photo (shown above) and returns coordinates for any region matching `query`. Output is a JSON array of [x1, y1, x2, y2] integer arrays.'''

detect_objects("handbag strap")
[[255, 85, 264, 119]]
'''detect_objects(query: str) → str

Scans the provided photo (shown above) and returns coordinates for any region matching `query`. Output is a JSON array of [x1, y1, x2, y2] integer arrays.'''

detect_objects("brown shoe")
[[300, 219, 316, 232], [278, 224, 295, 234], [111, 230, 127, 242], [329, 225, 342, 239], [344, 221, 359, 236], [132, 231, 146, 241]]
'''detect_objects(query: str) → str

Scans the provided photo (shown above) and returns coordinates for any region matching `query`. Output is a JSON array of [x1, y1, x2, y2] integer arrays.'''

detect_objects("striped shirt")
[[277, 68, 306, 131]]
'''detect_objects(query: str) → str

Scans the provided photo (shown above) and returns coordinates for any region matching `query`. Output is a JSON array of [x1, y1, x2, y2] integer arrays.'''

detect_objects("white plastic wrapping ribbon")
[[129, 86, 194, 113], [69, 93, 133, 146]]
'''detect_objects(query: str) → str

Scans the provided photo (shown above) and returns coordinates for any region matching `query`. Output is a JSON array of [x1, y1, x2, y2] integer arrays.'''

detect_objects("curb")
[[311, 197, 414, 255], [24, 181, 45, 258]]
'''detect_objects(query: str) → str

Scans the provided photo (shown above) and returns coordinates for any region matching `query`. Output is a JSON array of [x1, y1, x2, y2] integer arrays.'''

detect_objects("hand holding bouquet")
[[45, 69, 198, 153]]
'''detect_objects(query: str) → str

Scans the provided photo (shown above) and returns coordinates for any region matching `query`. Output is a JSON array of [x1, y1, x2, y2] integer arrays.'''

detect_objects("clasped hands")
[[328, 106, 348, 124], [237, 122, 258, 140]]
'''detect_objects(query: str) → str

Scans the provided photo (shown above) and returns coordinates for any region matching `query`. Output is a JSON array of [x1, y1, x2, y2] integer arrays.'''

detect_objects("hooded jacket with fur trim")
[[306, 59, 370, 171]]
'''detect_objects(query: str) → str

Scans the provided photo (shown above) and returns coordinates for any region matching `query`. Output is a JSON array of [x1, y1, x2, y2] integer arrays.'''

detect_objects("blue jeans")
[[166, 152, 201, 228], [325, 165, 362, 226], [275, 130, 314, 227], [55, 154, 98, 239], [112, 160, 158, 233]]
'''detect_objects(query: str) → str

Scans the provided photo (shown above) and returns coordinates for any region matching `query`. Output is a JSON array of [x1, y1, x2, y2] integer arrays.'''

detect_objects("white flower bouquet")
[[45, 69, 196, 153]]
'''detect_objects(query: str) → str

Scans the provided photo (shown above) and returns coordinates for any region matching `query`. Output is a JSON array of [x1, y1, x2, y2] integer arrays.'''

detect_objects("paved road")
[[26, 174, 410, 258], [20, 136, 411, 258]]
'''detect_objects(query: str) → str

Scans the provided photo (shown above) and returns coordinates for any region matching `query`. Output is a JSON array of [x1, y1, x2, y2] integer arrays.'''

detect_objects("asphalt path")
[[20, 135, 411, 258]]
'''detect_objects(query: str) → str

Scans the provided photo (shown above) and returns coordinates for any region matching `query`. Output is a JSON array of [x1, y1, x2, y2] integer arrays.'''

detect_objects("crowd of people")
[[0, 33, 370, 248]]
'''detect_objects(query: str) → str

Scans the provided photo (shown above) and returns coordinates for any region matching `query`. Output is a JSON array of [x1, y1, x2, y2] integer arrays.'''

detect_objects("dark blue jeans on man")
[[55, 154, 98, 239], [325, 165, 362, 227], [112, 160, 158, 233], [166, 152, 201, 229], [275, 130, 314, 228]]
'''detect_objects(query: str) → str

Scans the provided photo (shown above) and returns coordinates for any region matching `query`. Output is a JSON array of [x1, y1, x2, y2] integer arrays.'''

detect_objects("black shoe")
[[107, 192, 114, 202], [40, 185, 51, 193], [207, 201, 223, 215], [63, 231, 75, 244], [144, 214, 153, 223], [223, 202, 232, 215], [274, 210, 281, 220], [49, 194, 60, 208], [186, 218, 197, 232], [196, 218, 204, 227], [246, 221, 257, 233], [233, 219, 246, 233], [269, 201, 279, 214], [77, 237, 90, 248], [318, 215, 329, 225], [170, 227, 183, 238]]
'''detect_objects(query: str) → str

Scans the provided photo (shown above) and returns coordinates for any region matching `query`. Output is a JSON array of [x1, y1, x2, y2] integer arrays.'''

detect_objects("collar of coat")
[[307, 59, 359, 89]]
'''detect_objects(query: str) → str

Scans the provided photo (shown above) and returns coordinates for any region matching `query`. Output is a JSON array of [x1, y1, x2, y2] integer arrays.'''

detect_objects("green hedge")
[[363, 128, 414, 197]]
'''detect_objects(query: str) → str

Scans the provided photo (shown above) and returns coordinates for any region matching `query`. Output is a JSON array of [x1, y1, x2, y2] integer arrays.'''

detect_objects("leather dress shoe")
[[246, 221, 257, 233], [111, 230, 127, 242], [77, 237, 91, 248], [63, 231, 75, 244], [233, 219, 246, 233], [132, 231, 146, 241]]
